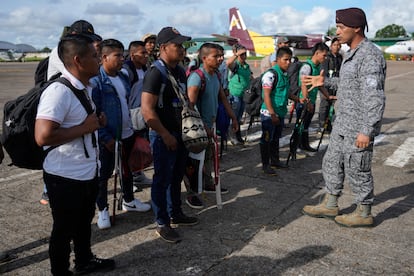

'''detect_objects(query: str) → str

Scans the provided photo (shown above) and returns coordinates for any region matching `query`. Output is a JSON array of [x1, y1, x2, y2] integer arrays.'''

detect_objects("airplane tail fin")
[[229, 7, 254, 51]]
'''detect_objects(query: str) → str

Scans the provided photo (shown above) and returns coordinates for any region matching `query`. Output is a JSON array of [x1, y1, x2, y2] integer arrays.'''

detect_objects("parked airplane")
[[185, 37, 237, 59], [0, 41, 34, 61], [227, 7, 325, 56], [385, 40, 414, 57], [0, 49, 25, 61]]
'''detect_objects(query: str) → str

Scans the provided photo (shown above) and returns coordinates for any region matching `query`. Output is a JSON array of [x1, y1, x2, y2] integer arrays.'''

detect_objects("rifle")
[[288, 101, 295, 124], [111, 139, 124, 225], [212, 124, 223, 210], [316, 101, 335, 151], [286, 103, 308, 166]]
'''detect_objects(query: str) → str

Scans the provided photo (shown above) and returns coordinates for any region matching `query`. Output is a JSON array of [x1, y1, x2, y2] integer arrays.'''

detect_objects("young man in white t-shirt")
[[35, 34, 114, 275], [91, 39, 151, 230], [41, 20, 102, 206]]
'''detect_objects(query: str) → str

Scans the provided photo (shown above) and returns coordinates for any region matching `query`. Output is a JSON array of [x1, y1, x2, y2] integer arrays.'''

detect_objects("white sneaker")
[[122, 198, 151, 212], [133, 173, 152, 185], [97, 207, 111, 229]]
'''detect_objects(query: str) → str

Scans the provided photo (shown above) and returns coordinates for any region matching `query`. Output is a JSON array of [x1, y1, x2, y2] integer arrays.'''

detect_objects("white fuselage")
[[385, 40, 414, 56]]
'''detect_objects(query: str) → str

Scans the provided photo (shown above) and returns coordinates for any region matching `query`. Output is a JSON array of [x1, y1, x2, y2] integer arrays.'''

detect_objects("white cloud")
[[1, 1, 414, 49], [369, 0, 414, 36]]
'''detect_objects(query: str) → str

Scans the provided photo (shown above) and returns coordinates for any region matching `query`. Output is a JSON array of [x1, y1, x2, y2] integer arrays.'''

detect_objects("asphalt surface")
[[0, 60, 413, 275]]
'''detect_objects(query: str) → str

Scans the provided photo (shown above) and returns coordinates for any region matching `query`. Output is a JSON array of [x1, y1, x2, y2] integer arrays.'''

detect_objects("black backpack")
[[1, 78, 95, 170], [34, 57, 49, 85], [34, 56, 62, 86], [287, 60, 312, 99], [244, 68, 277, 117]]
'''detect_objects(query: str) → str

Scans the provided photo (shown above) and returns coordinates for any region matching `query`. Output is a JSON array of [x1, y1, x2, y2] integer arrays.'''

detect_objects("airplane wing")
[[211, 34, 239, 46], [244, 33, 325, 49], [278, 34, 324, 49]]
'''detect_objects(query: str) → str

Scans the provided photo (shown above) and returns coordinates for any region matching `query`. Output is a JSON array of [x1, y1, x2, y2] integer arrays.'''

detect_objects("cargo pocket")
[[349, 150, 372, 173]]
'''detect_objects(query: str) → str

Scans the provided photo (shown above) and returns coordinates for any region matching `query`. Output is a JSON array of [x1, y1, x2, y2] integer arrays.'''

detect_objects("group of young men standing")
[[21, 6, 386, 275]]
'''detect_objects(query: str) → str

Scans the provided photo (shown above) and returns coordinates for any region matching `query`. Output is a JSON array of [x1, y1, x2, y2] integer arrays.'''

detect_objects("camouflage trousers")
[[322, 130, 374, 205]]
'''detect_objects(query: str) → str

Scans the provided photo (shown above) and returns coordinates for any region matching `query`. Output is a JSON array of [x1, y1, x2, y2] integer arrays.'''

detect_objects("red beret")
[[336, 7, 368, 32]]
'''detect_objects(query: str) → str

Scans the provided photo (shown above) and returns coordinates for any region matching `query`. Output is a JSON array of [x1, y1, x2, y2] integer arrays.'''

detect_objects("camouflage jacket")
[[325, 38, 386, 138]]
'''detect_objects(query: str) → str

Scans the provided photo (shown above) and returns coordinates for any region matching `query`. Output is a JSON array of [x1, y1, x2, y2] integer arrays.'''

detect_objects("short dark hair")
[[311, 42, 329, 56], [232, 43, 246, 52], [276, 46, 293, 58], [199, 42, 219, 58], [58, 34, 94, 66], [331, 37, 339, 45], [98, 39, 124, 56], [128, 40, 145, 51]]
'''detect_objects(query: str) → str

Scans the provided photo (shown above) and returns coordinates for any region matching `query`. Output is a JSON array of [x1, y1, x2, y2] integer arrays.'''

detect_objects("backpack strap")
[[124, 59, 138, 85], [55, 77, 97, 158], [190, 68, 223, 104], [191, 68, 206, 98], [152, 60, 168, 108]]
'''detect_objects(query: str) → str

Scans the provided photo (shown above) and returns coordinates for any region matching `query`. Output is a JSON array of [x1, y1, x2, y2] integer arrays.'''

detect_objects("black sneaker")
[[74, 256, 115, 275], [263, 165, 277, 176], [170, 213, 199, 228], [185, 195, 204, 209], [156, 225, 181, 243], [204, 185, 229, 194], [271, 161, 288, 169]]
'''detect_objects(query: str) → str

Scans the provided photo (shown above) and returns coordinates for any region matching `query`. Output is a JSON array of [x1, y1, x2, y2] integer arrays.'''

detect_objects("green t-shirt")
[[228, 61, 251, 97]]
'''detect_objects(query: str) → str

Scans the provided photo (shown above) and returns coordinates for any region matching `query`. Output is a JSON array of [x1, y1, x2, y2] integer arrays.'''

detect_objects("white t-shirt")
[[37, 69, 99, 180], [108, 75, 134, 139]]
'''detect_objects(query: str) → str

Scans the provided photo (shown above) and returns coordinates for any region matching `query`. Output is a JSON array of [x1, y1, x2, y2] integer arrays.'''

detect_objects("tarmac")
[[0, 61, 413, 275]]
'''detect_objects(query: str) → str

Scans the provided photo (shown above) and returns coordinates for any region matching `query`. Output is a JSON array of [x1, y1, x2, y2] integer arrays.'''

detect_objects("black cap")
[[156, 27, 191, 45], [68, 20, 102, 41]]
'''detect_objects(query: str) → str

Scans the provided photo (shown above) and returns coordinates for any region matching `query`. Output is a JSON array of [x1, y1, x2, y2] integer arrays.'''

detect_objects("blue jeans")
[[229, 95, 245, 125], [96, 134, 135, 210], [149, 130, 187, 226]]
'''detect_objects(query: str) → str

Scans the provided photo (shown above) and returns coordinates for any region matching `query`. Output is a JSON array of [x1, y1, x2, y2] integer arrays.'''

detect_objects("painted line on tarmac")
[[387, 70, 414, 80], [384, 137, 414, 168]]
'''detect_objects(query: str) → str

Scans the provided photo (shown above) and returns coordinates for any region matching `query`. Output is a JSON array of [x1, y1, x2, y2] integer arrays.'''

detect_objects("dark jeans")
[[260, 114, 284, 144], [96, 134, 135, 210], [149, 130, 187, 226], [44, 172, 98, 275]]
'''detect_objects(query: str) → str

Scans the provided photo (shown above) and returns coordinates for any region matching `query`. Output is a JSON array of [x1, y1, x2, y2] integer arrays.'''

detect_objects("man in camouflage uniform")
[[302, 7, 386, 227]]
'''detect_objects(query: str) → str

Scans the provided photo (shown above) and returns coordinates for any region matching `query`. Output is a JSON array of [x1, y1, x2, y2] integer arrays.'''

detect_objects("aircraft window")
[[408, 47, 412, 51]]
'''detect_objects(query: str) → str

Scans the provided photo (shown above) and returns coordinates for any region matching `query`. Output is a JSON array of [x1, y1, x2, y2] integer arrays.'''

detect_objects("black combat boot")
[[301, 130, 317, 152], [260, 143, 277, 175], [270, 140, 288, 168]]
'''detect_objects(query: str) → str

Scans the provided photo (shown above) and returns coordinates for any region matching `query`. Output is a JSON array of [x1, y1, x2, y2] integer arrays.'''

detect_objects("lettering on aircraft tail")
[[229, 9, 246, 31]]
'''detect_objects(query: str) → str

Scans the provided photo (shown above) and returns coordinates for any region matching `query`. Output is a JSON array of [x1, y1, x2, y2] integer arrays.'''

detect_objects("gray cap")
[[276, 36, 289, 45]]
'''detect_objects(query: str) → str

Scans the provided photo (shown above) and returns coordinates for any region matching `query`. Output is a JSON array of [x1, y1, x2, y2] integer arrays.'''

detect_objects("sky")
[[1, 0, 413, 50]]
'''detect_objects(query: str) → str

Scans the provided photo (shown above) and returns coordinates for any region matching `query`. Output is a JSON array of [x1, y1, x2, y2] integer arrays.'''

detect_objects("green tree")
[[375, 24, 407, 38], [41, 47, 52, 52], [326, 27, 336, 37]]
